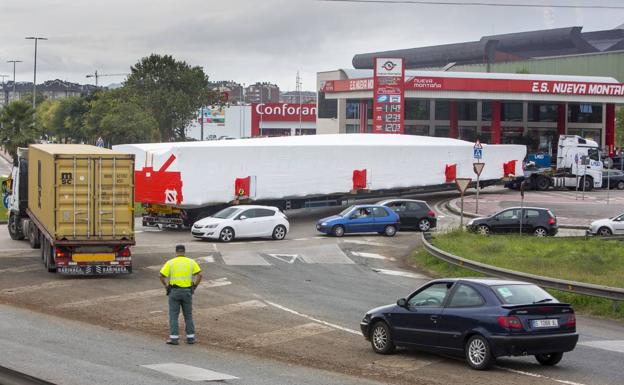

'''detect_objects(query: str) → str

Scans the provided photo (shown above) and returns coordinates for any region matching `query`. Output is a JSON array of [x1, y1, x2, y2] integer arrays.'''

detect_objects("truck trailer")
[[114, 134, 526, 227], [7, 145, 135, 274]]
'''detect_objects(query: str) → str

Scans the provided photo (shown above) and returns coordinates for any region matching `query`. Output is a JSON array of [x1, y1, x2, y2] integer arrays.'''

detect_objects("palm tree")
[[0, 101, 39, 159]]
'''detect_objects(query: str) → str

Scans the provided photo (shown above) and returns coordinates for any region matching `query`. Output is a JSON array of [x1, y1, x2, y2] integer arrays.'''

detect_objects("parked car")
[[191, 205, 289, 242], [377, 199, 437, 231], [467, 207, 557, 236], [316, 205, 399, 237], [587, 212, 624, 236], [360, 278, 578, 370], [602, 169, 624, 190]]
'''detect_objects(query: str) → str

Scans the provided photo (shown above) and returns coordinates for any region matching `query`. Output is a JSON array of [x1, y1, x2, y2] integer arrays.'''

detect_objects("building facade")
[[0, 79, 95, 107], [245, 82, 280, 104]]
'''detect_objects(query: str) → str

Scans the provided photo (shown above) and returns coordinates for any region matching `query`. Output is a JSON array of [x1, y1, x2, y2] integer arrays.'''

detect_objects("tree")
[[84, 89, 158, 145], [55, 96, 90, 143], [0, 101, 39, 158], [124, 54, 221, 141]]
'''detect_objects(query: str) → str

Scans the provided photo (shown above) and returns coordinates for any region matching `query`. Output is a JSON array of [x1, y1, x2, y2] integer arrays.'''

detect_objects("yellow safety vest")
[[160, 256, 200, 288]]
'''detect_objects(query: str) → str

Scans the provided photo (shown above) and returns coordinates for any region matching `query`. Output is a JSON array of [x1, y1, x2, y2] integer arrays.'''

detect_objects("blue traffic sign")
[[473, 148, 483, 159]]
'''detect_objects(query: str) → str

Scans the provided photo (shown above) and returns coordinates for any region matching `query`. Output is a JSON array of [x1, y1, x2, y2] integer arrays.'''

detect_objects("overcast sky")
[[0, 0, 623, 91]]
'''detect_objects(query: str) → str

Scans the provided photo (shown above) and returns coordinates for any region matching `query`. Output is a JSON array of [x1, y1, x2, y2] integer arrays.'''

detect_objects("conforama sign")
[[251, 103, 316, 136]]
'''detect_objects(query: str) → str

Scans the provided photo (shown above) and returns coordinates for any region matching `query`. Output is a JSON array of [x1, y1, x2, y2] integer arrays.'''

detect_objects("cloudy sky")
[[0, 0, 623, 91]]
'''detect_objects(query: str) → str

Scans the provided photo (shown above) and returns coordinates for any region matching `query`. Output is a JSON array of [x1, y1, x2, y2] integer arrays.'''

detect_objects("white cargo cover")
[[114, 134, 526, 208]]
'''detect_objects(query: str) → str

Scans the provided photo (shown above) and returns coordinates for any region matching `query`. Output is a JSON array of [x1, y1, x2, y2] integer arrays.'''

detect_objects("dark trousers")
[[168, 288, 194, 338]]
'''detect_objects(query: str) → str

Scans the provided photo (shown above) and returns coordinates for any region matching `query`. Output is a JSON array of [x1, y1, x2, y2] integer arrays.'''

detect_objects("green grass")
[[411, 232, 624, 321]]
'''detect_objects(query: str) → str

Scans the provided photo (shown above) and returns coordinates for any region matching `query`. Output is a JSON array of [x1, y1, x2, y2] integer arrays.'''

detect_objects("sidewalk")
[[448, 188, 624, 229]]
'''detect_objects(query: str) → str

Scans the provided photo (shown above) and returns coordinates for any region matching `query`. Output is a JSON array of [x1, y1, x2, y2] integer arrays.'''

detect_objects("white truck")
[[114, 134, 527, 226], [505, 135, 603, 191]]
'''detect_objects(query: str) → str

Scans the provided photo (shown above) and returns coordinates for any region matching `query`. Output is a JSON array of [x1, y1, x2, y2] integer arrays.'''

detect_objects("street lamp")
[[25, 36, 47, 109], [6, 60, 22, 98]]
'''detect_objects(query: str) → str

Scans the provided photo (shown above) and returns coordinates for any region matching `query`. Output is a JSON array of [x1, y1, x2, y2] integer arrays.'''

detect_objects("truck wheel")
[[28, 225, 41, 249], [581, 176, 593, 191], [46, 245, 57, 273], [535, 176, 550, 191], [8, 213, 25, 240]]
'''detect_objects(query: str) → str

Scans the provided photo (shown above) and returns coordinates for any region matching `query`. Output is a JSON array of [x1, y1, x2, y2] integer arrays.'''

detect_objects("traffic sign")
[[455, 178, 472, 194], [473, 140, 483, 160], [473, 162, 485, 176]]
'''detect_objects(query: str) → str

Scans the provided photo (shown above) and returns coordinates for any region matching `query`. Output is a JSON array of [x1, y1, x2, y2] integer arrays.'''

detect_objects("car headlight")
[[321, 222, 328, 226], [204, 224, 218, 229], [362, 314, 371, 324], [467, 220, 474, 226]]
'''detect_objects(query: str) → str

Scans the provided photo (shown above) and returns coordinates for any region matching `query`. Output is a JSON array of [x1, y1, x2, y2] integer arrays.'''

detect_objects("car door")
[[372, 206, 393, 231], [407, 201, 427, 228], [522, 209, 542, 234], [254, 208, 277, 236], [437, 284, 487, 353], [234, 209, 258, 238], [491, 209, 521, 233], [612, 213, 624, 234], [345, 207, 374, 233], [390, 282, 453, 348]]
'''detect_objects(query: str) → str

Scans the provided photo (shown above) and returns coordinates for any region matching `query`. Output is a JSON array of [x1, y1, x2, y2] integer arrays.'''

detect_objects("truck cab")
[[556, 135, 603, 190]]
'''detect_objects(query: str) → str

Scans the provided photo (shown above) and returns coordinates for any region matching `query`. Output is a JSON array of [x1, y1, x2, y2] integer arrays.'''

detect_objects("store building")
[[317, 69, 624, 155]]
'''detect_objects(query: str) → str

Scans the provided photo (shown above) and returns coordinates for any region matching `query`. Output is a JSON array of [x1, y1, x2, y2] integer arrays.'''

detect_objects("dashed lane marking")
[[264, 300, 360, 335], [240, 322, 334, 347], [350, 251, 386, 260], [196, 300, 267, 318], [372, 268, 428, 279], [59, 278, 231, 308], [496, 366, 588, 385], [579, 340, 624, 354], [142, 363, 238, 381], [1, 281, 74, 295]]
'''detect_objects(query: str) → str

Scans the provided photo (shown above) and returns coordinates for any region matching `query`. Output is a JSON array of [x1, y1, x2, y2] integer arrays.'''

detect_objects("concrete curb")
[[445, 199, 588, 230]]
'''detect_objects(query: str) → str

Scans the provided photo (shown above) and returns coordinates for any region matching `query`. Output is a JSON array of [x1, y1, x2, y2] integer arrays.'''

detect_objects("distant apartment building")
[[209, 80, 244, 104], [245, 82, 280, 103], [0, 79, 96, 107], [280, 91, 317, 104]]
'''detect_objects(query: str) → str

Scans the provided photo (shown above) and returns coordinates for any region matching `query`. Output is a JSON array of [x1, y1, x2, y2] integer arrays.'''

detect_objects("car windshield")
[[492, 284, 558, 305], [212, 207, 241, 219], [339, 206, 354, 217]]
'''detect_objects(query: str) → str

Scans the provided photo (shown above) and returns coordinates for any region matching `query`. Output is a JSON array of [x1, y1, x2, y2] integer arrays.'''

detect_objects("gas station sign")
[[373, 58, 405, 134]]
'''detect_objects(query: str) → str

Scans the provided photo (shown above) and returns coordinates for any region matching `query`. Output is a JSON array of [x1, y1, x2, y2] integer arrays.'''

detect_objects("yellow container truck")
[[7, 144, 135, 274]]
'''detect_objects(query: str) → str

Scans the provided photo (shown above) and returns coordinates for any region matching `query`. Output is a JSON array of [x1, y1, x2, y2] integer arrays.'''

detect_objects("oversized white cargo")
[[114, 134, 526, 209]]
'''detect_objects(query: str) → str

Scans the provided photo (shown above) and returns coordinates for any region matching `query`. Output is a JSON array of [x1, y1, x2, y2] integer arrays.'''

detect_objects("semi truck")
[[114, 134, 527, 227], [7, 144, 135, 274], [505, 135, 604, 191]]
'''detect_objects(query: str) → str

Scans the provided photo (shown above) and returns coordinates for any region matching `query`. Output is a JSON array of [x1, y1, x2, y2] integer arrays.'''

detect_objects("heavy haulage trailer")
[[114, 134, 527, 227], [7, 145, 135, 274]]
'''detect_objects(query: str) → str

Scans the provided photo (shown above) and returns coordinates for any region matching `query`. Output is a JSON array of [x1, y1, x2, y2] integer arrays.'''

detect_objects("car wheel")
[[535, 352, 563, 366], [598, 227, 612, 236], [384, 225, 397, 237], [418, 218, 431, 232], [272, 225, 287, 240], [618, 181, 624, 190], [219, 227, 235, 242], [534, 227, 548, 237], [332, 225, 345, 237], [465, 335, 494, 370], [370, 322, 395, 355], [477, 224, 490, 235]]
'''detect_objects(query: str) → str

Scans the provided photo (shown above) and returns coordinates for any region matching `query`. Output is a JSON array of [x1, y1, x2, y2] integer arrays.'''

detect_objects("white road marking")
[[292, 237, 309, 241], [372, 268, 428, 279], [496, 366, 588, 385], [340, 239, 406, 248], [351, 251, 386, 260], [264, 300, 360, 335], [265, 253, 300, 264], [222, 251, 271, 266], [300, 244, 354, 264], [579, 340, 624, 353], [142, 363, 238, 381], [0, 264, 42, 273], [240, 322, 334, 347], [1, 281, 74, 295], [59, 278, 231, 308], [196, 300, 267, 318]]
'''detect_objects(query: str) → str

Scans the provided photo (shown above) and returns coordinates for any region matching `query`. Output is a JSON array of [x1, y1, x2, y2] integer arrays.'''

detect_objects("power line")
[[318, 0, 624, 10]]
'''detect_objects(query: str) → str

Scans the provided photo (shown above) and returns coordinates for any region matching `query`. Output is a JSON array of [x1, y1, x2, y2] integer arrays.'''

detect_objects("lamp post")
[[25, 36, 47, 110], [7, 60, 22, 100]]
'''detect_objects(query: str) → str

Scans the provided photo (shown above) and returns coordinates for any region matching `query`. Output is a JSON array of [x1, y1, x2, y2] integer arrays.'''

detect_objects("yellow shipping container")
[[27, 144, 135, 243]]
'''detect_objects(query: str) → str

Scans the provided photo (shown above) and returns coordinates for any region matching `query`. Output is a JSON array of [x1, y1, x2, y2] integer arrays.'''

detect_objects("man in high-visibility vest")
[[159, 245, 203, 345]]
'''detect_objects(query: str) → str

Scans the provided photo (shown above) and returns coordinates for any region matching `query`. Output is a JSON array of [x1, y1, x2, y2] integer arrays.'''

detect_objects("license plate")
[[72, 253, 115, 262], [532, 319, 559, 328]]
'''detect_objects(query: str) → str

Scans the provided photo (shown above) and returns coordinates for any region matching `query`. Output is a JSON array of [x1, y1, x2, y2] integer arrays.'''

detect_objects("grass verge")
[[411, 231, 624, 321]]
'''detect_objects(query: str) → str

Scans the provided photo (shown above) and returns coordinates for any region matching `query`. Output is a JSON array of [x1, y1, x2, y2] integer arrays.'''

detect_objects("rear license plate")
[[532, 319, 559, 328], [72, 253, 115, 262]]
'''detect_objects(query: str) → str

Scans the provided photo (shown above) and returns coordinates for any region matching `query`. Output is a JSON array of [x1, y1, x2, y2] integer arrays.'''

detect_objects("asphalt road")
[[0, 190, 622, 385], [0, 154, 11, 177]]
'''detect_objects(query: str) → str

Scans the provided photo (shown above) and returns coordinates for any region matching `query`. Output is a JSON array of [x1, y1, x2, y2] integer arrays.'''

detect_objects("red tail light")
[[118, 247, 131, 258], [55, 248, 68, 259], [498, 316, 523, 330], [564, 313, 576, 328], [427, 210, 436, 217], [548, 217, 556, 225]]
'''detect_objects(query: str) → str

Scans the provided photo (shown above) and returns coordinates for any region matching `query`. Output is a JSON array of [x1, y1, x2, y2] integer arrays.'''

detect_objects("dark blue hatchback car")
[[316, 205, 400, 237], [360, 278, 578, 370]]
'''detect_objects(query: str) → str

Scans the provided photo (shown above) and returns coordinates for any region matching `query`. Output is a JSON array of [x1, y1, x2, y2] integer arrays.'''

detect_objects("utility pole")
[[296, 71, 303, 133], [7, 60, 23, 100], [25, 36, 47, 110]]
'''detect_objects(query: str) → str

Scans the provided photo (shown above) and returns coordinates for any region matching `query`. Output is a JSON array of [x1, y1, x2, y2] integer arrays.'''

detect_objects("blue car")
[[316, 205, 400, 237], [360, 278, 578, 370]]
